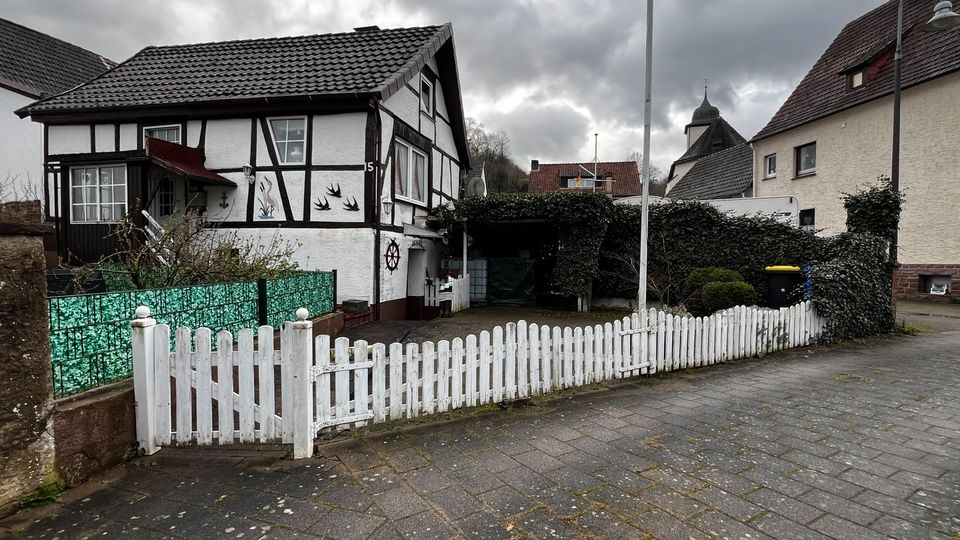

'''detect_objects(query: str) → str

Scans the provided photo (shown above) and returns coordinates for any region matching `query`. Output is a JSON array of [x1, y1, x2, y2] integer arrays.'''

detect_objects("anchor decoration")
[[313, 197, 331, 211], [325, 183, 342, 198], [343, 197, 360, 211]]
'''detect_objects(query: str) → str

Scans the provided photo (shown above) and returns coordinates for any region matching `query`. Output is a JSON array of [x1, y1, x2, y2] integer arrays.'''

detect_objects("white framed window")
[[267, 116, 307, 165], [157, 179, 175, 217], [70, 165, 127, 223], [764, 154, 777, 179], [850, 70, 864, 88], [795, 142, 817, 176], [394, 139, 428, 204], [143, 124, 181, 144], [420, 76, 434, 115], [563, 176, 596, 189]]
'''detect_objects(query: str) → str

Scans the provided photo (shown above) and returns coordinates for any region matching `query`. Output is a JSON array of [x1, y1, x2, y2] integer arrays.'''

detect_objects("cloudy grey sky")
[[7, 0, 885, 172]]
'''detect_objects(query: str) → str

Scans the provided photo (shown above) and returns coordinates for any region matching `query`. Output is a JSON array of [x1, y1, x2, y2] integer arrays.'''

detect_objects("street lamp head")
[[924, 1, 960, 32]]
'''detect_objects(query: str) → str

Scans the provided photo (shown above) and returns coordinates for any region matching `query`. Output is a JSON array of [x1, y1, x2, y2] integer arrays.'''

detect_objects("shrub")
[[684, 267, 744, 296], [701, 281, 756, 314]]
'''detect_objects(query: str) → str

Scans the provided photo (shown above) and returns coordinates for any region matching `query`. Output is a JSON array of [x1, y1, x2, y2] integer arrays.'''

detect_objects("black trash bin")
[[764, 266, 803, 308]]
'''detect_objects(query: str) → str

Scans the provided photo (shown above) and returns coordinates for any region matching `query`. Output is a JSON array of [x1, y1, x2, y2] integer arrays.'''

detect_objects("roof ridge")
[[0, 17, 113, 65], [142, 24, 443, 51]]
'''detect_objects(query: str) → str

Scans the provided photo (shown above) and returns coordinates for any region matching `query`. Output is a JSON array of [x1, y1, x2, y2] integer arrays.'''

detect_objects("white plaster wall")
[[309, 170, 365, 222], [380, 230, 410, 302], [204, 118, 251, 169], [204, 172, 246, 222], [384, 85, 421, 132], [435, 81, 450, 120], [118, 123, 137, 151], [0, 89, 43, 200], [94, 124, 114, 153], [282, 170, 305, 222], [312, 113, 365, 165], [754, 70, 960, 264], [187, 120, 202, 147], [434, 116, 457, 157], [231, 227, 374, 303], [47, 124, 90, 155], [255, 121, 272, 167], [686, 125, 708, 149]]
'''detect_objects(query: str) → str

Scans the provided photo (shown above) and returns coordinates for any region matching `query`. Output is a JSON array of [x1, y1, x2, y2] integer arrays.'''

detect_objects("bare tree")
[[626, 150, 665, 185], [76, 207, 301, 290]]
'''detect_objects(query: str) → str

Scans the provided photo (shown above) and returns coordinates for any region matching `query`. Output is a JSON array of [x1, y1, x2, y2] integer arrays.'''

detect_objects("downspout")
[[372, 97, 383, 320]]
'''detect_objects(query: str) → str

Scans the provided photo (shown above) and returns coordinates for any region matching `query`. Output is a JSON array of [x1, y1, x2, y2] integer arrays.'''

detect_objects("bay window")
[[70, 165, 127, 223]]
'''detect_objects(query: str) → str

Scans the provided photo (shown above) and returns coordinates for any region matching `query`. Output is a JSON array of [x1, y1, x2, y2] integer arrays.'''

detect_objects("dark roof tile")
[[753, 0, 960, 140], [0, 17, 111, 97], [24, 25, 449, 113], [667, 144, 753, 200]]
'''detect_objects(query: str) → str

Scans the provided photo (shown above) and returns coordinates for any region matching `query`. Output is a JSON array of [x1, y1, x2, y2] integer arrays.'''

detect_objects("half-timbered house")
[[18, 24, 470, 320]]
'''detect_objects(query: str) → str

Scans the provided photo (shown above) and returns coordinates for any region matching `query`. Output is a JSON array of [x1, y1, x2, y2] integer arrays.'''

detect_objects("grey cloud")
[[485, 102, 590, 164]]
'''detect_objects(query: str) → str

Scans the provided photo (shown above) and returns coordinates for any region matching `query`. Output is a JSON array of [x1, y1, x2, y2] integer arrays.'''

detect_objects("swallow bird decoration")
[[343, 197, 360, 211], [313, 197, 331, 211], [326, 183, 342, 198]]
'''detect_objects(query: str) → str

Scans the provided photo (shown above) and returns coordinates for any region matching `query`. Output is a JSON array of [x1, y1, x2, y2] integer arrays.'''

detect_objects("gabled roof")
[[528, 161, 657, 197], [0, 17, 112, 98], [753, 0, 960, 141], [145, 138, 233, 186], [667, 144, 753, 200], [22, 25, 450, 113], [674, 116, 747, 167]]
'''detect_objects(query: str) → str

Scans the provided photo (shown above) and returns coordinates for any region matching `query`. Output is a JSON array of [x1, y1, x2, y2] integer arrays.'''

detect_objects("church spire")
[[692, 78, 719, 123]]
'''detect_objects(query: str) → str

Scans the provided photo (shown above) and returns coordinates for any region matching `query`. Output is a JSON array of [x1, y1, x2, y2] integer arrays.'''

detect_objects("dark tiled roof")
[[754, 0, 960, 140], [145, 138, 233, 186], [529, 161, 655, 197], [0, 18, 111, 97], [674, 116, 747, 166], [667, 144, 753, 200], [23, 25, 450, 113]]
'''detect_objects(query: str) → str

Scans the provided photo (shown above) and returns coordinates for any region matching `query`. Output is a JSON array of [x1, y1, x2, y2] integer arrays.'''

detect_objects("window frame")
[[69, 164, 128, 224], [795, 142, 817, 177], [419, 75, 434, 116], [394, 139, 429, 206], [850, 70, 864, 89], [267, 115, 308, 165], [763, 153, 777, 179], [799, 208, 816, 233], [143, 124, 182, 144]]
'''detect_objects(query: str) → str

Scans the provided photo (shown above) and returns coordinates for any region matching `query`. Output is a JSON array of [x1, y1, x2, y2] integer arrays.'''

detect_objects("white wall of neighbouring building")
[[0, 89, 44, 202]]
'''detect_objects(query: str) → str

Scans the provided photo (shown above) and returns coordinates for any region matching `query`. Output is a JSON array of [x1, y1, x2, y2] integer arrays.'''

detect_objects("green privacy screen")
[[48, 271, 335, 398]]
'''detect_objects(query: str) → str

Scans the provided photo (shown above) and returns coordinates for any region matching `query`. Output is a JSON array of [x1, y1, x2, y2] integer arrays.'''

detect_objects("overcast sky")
[[8, 0, 885, 172]]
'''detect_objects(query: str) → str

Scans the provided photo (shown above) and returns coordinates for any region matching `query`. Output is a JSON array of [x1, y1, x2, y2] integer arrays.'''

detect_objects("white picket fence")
[[131, 301, 822, 458], [425, 274, 470, 313]]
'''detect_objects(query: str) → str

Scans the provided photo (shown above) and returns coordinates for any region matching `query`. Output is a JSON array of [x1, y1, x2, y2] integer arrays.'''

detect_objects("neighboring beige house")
[[752, 0, 960, 300]]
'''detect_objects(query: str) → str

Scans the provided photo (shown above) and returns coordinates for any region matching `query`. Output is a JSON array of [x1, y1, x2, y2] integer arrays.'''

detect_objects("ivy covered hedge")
[[431, 193, 895, 343]]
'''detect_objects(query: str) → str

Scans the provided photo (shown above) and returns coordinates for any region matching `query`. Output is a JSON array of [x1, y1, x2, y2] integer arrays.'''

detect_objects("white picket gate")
[[131, 301, 823, 458], [425, 275, 470, 313]]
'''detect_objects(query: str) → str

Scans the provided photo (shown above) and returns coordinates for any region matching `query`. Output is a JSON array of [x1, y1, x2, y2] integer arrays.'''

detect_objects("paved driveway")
[[4, 333, 960, 539]]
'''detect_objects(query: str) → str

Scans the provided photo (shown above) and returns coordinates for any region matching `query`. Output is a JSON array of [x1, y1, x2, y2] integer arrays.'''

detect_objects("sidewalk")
[[4, 332, 959, 539]]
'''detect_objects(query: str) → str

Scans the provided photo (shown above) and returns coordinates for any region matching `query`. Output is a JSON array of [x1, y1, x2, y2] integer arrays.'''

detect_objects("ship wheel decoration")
[[384, 239, 401, 272]]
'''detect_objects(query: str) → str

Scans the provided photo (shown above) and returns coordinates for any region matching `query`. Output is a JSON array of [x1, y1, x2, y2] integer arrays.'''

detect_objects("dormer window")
[[850, 70, 864, 89]]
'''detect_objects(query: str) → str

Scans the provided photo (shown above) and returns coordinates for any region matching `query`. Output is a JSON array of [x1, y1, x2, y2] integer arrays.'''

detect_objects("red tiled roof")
[[529, 161, 656, 197], [753, 0, 960, 141], [145, 138, 234, 186]]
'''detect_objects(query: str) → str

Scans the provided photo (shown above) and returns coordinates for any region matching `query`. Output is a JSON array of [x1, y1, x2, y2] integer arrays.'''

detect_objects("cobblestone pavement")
[[5, 333, 960, 539]]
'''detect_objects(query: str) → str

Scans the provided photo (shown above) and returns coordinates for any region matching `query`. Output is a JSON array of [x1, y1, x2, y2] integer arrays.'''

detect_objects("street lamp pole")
[[890, 0, 904, 264], [638, 0, 654, 313]]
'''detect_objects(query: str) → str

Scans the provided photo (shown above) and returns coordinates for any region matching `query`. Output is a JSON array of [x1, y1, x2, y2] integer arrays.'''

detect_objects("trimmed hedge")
[[684, 267, 744, 296], [702, 281, 756, 314]]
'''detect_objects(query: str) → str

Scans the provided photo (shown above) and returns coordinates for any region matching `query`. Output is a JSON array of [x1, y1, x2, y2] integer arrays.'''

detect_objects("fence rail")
[[50, 271, 335, 398], [132, 300, 822, 458]]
